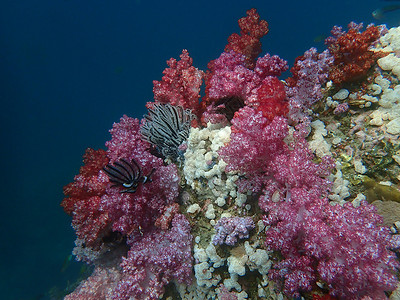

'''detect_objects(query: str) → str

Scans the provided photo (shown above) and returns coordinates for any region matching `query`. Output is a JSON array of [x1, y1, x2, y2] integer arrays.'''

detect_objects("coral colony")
[[61, 8, 400, 300]]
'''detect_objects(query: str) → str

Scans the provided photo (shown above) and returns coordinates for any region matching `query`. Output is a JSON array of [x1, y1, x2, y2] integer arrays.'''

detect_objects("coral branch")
[[61, 148, 111, 249], [225, 8, 269, 68], [151, 49, 204, 117], [328, 24, 382, 85]]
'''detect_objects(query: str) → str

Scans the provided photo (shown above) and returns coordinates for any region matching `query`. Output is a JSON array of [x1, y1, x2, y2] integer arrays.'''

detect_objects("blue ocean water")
[[0, 0, 397, 299]]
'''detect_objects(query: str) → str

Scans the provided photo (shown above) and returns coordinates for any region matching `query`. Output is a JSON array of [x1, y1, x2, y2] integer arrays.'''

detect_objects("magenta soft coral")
[[101, 115, 180, 236], [202, 51, 288, 125], [204, 51, 287, 106], [263, 194, 398, 299], [201, 9, 287, 124], [218, 106, 288, 193], [262, 139, 398, 298]]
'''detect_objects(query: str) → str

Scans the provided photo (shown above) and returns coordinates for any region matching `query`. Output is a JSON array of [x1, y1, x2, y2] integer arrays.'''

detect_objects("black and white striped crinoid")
[[140, 103, 195, 161], [103, 158, 154, 193]]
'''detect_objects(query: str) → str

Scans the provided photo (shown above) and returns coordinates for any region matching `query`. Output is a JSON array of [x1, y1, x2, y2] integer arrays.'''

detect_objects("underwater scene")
[[4, 1, 400, 300]]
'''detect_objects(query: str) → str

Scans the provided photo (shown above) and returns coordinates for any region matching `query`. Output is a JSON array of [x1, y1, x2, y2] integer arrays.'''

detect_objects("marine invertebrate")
[[201, 9, 286, 123], [218, 106, 289, 193], [203, 51, 287, 107], [113, 214, 193, 300], [225, 8, 269, 68], [66, 214, 193, 300], [212, 216, 255, 246], [140, 103, 195, 161], [256, 76, 288, 121], [151, 49, 204, 116], [286, 47, 333, 122], [257, 125, 398, 298], [328, 23, 382, 85], [201, 49, 288, 124], [220, 104, 398, 297], [103, 158, 154, 193], [61, 148, 111, 249], [101, 163, 180, 237], [183, 122, 246, 207], [263, 196, 399, 299]]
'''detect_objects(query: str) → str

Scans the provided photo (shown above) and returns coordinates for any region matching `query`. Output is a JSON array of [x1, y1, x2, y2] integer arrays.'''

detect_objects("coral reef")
[[62, 9, 400, 300], [202, 50, 288, 125]]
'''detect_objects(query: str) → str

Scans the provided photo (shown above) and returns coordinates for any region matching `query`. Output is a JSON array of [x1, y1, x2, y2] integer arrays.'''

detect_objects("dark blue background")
[[0, 0, 396, 299]]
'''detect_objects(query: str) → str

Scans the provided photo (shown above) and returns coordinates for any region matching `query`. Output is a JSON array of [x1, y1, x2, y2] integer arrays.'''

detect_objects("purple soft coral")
[[113, 214, 193, 300], [66, 214, 193, 300], [263, 194, 399, 299], [213, 217, 255, 246], [286, 47, 333, 122]]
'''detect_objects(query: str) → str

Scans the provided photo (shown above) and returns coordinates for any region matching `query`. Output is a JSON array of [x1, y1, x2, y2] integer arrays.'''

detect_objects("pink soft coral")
[[218, 106, 288, 193], [66, 214, 193, 300], [263, 193, 398, 299], [202, 50, 288, 124]]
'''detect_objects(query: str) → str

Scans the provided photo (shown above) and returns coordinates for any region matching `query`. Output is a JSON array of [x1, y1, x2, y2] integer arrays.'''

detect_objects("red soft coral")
[[225, 8, 269, 68], [328, 24, 382, 85], [256, 76, 288, 121], [61, 148, 111, 248], [62, 148, 109, 214], [150, 49, 204, 118]]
